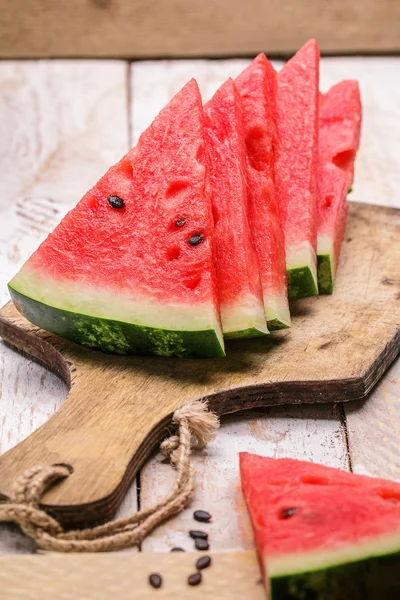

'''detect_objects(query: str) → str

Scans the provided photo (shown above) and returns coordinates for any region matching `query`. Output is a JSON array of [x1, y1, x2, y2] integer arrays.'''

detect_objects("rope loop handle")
[[0, 400, 219, 552]]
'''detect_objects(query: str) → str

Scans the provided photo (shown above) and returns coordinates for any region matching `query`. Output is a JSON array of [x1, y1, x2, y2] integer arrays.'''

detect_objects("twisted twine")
[[0, 400, 219, 552]]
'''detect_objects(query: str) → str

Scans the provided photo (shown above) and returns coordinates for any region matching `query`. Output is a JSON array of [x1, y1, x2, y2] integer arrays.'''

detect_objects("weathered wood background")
[[0, 56, 399, 554], [1, 0, 400, 58]]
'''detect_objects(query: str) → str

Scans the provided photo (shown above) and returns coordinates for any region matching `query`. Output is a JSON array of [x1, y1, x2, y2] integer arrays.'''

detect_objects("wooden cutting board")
[[0, 551, 265, 600], [0, 202, 399, 525]]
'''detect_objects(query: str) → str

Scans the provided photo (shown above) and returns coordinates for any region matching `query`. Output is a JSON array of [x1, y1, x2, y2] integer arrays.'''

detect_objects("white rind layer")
[[220, 293, 269, 336], [264, 293, 291, 327], [286, 241, 318, 280], [317, 233, 336, 282], [267, 530, 400, 578], [10, 267, 224, 348]]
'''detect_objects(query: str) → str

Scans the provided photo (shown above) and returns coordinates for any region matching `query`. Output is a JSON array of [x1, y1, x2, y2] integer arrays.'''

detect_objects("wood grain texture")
[[1, 0, 400, 59], [346, 356, 400, 481], [0, 551, 265, 600], [0, 202, 398, 526]]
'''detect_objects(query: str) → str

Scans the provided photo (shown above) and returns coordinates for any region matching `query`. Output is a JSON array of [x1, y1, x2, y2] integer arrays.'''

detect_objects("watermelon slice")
[[9, 80, 225, 358], [204, 79, 268, 338], [276, 39, 320, 299], [240, 453, 400, 599], [236, 54, 291, 330], [318, 81, 362, 294]]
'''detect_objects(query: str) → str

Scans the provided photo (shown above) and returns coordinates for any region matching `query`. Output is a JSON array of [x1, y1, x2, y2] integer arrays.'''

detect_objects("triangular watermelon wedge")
[[240, 453, 400, 599], [236, 54, 291, 330], [318, 81, 362, 294], [204, 78, 268, 338], [9, 80, 225, 358], [276, 39, 320, 299]]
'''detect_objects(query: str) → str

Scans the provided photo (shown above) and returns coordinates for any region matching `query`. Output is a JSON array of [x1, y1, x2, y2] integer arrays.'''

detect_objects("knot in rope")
[[0, 400, 219, 552]]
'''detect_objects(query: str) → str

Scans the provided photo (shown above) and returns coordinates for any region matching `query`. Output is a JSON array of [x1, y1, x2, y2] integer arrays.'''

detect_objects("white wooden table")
[[0, 56, 399, 555]]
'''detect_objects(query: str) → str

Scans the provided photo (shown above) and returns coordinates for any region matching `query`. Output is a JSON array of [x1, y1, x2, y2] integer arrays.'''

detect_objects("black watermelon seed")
[[149, 573, 162, 589], [195, 538, 209, 551], [193, 510, 211, 523], [107, 195, 125, 209], [188, 572, 202, 586], [196, 556, 212, 570], [175, 218, 186, 227], [171, 547, 185, 552], [280, 507, 298, 519], [189, 530, 208, 541], [188, 234, 203, 247]]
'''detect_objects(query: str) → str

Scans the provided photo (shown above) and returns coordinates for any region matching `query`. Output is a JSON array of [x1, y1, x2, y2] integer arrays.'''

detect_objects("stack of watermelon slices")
[[8, 40, 362, 358]]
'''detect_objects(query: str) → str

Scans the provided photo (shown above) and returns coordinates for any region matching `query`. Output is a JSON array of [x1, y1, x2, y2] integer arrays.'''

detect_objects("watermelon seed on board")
[[196, 555, 212, 570], [188, 572, 202, 586], [148, 573, 163, 589], [194, 538, 209, 551], [189, 530, 208, 540], [193, 510, 212, 522]]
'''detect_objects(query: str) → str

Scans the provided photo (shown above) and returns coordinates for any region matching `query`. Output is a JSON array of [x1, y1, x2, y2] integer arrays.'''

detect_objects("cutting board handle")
[[0, 306, 197, 525]]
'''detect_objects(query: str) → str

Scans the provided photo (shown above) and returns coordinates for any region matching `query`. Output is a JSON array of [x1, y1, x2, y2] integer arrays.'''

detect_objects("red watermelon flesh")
[[317, 81, 362, 294], [240, 453, 400, 599], [276, 39, 320, 299], [235, 54, 290, 330], [204, 79, 268, 338], [9, 80, 225, 358]]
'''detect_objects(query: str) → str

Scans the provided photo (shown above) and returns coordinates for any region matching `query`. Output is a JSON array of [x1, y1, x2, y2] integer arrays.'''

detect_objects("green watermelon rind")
[[9, 288, 226, 359], [317, 253, 334, 295], [285, 241, 318, 300], [317, 234, 337, 295], [264, 294, 291, 330], [268, 318, 289, 331], [219, 295, 270, 339], [287, 265, 318, 300], [224, 326, 269, 339], [268, 533, 400, 599]]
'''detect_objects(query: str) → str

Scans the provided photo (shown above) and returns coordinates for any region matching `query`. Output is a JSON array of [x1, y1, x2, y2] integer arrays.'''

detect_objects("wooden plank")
[[0, 551, 265, 600], [345, 357, 400, 481], [1, 0, 400, 59], [131, 59, 349, 553], [0, 60, 131, 553]]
